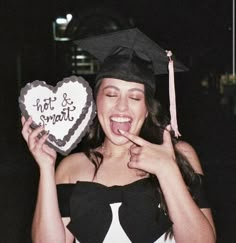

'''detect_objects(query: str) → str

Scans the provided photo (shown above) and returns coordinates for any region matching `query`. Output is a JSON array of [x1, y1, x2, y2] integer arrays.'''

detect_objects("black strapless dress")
[[57, 174, 209, 243]]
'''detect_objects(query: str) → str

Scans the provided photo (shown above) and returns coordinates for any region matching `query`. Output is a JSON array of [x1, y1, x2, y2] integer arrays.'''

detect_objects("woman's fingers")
[[28, 125, 45, 150], [21, 116, 47, 152], [22, 116, 32, 127], [21, 116, 49, 152], [21, 116, 56, 167], [34, 132, 48, 150], [128, 144, 143, 171], [21, 116, 26, 125], [129, 143, 140, 156], [118, 129, 148, 146], [21, 116, 33, 141], [119, 127, 176, 175]]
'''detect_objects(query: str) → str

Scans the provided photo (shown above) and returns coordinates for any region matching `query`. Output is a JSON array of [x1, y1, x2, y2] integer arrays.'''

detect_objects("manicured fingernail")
[[118, 129, 125, 134]]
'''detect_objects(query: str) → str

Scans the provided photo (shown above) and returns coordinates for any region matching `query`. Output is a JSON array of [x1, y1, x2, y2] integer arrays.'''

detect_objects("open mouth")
[[110, 116, 132, 135]]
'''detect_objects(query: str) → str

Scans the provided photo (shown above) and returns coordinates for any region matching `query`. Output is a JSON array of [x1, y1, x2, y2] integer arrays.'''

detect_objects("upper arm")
[[176, 141, 216, 236], [56, 157, 77, 242], [175, 140, 203, 174], [201, 208, 216, 237]]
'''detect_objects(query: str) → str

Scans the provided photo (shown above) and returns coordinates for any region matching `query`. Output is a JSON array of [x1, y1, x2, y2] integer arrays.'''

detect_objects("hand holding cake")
[[19, 76, 96, 155]]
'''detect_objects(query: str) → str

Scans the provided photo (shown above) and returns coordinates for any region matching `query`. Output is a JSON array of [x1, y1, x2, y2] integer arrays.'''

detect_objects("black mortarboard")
[[74, 28, 187, 88], [74, 28, 188, 137]]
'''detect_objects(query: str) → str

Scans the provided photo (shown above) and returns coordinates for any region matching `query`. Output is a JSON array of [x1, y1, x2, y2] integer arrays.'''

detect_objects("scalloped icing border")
[[19, 75, 96, 155]]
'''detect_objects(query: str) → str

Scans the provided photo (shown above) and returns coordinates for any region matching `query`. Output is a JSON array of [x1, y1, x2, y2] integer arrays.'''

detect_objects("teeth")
[[111, 117, 131, 122]]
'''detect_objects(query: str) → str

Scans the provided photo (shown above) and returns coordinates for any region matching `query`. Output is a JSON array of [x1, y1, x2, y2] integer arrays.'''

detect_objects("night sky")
[[0, 1, 235, 242]]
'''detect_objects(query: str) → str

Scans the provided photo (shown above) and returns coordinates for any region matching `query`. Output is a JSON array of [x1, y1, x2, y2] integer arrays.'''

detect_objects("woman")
[[21, 29, 216, 243]]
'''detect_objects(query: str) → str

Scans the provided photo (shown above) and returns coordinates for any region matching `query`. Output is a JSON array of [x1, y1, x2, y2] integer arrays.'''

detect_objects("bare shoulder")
[[55, 152, 93, 184], [175, 140, 203, 174]]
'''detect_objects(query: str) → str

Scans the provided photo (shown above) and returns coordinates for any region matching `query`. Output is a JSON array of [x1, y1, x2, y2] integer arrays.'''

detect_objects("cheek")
[[96, 95, 111, 116], [136, 103, 148, 119]]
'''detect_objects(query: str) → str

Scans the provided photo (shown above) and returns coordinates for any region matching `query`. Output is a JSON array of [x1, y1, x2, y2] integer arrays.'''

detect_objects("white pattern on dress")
[[75, 203, 175, 243]]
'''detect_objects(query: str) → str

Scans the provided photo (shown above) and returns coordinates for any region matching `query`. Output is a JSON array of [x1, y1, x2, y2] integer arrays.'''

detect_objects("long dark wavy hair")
[[82, 78, 198, 237]]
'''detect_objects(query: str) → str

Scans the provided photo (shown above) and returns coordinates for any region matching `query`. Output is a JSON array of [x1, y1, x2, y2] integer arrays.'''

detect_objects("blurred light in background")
[[53, 14, 73, 41]]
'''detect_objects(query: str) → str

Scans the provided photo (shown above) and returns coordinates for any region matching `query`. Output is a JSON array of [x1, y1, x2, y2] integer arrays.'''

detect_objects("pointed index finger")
[[118, 129, 147, 146]]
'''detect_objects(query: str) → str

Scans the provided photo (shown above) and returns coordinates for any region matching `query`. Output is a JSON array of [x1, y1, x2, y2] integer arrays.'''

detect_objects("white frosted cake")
[[19, 76, 96, 155]]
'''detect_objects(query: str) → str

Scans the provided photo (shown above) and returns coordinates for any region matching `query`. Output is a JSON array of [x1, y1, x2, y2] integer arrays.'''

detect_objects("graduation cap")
[[74, 28, 188, 137]]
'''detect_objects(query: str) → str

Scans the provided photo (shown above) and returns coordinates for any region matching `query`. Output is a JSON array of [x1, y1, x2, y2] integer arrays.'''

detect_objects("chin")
[[108, 134, 130, 146]]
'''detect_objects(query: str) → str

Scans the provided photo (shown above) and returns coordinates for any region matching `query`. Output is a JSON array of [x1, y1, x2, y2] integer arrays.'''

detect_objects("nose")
[[116, 95, 128, 111]]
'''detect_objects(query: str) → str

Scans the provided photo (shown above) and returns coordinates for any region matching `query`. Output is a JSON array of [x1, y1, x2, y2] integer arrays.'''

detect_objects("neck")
[[101, 139, 132, 159]]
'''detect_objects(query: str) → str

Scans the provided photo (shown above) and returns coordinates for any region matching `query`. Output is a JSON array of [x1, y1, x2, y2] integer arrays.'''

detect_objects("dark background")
[[0, 0, 235, 242]]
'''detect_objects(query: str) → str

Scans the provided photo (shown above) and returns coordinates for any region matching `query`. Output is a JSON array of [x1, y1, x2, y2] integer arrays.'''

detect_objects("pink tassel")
[[166, 51, 181, 138]]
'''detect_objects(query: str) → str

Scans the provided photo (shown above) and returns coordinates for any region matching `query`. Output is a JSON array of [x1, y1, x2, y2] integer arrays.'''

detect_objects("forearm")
[[157, 163, 216, 243], [32, 166, 66, 243]]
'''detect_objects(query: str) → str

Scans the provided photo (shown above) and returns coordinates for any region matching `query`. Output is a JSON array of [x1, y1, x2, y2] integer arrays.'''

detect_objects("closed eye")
[[130, 97, 141, 101], [106, 94, 117, 97]]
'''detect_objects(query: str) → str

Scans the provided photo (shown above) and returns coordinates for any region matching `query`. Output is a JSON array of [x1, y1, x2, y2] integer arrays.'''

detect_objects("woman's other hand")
[[119, 127, 176, 177], [21, 116, 57, 169]]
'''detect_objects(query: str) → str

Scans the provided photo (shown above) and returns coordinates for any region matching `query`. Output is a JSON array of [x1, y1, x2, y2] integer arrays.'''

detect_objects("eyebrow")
[[102, 85, 144, 93]]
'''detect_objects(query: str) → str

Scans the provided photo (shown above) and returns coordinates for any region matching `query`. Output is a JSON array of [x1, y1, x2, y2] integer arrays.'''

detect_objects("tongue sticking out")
[[111, 121, 131, 135]]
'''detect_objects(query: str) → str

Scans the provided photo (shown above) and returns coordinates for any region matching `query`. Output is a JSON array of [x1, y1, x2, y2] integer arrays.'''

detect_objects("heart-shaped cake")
[[19, 76, 96, 155]]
